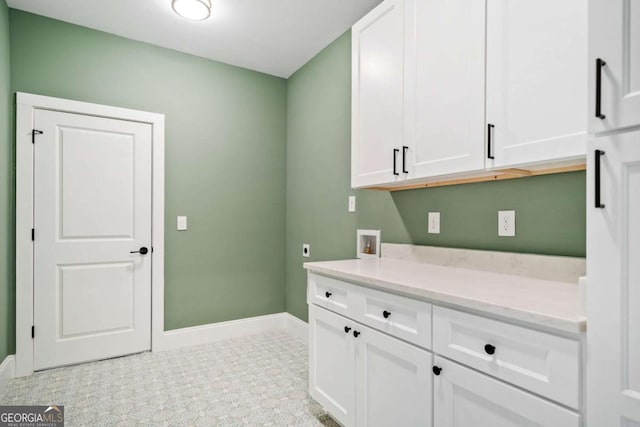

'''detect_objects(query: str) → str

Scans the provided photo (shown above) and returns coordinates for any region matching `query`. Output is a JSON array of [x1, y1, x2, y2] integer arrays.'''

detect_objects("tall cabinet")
[[588, 0, 640, 133], [587, 1, 640, 425]]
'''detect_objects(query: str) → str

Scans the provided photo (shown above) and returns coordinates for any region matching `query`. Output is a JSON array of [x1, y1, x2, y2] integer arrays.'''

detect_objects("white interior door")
[[33, 109, 153, 370]]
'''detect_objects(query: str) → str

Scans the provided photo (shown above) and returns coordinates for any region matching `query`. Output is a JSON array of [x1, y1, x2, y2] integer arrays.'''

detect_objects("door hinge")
[[32, 129, 43, 144], [31, 228, 34, 241], [31, 326, 34, 339]]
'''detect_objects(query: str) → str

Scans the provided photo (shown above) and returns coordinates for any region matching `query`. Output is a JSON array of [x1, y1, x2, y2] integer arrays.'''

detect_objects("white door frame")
[[15, 92, 165, 377]]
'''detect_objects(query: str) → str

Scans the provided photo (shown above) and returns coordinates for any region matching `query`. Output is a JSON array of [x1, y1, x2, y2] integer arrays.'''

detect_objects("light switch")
[[177, 216, 187, 231], [348, 196, 356, 213]]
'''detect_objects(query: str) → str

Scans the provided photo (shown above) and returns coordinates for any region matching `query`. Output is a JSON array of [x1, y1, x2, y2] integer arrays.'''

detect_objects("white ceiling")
[[6, 0, 382, 78]]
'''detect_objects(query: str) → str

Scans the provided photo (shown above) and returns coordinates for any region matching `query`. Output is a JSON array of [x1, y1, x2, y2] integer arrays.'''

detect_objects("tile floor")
[[0, 331, 338, 426]]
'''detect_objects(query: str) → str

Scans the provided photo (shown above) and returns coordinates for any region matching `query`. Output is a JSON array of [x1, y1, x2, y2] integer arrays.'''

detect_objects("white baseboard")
[[155, 312, 308, 352], [283, 313, 309, 341], [0, 355, 15, 392]]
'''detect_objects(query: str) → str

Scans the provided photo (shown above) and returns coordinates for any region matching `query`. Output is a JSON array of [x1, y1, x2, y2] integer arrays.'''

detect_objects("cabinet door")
[[309, 305, 355, 426], [355, 323, 432, 427], [405, 0, 486, 178], [351, 0, 407, 188], [589, 0, 640, 133], [587, 129, 640, 426], [433, 357, 579, 427], [486, 0, 587, 168]]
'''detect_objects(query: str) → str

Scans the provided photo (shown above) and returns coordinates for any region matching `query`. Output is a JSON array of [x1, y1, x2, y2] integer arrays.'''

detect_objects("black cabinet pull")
[[393, 148, 399, 175], [344, 326, 351, 334], [402, 146, 409, 174], [353, 330, 360, 338], [595, 150, 605, 208], [596, 58, 606, 120], [487, 124, 495, 159], [325, 291, 332, 298], [383, 310, 391, 319], [432, 366, 442, 376], [130, 247, 149, 255], [484, 344, 496, 355]]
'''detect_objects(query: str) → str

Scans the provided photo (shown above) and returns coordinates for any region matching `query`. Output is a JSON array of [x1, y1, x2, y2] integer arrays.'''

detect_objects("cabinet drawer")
[[307, 273, 354, 317], [433, 356, 580, 427], [353, 285, 432, 350], [433, 306, 580, 409]]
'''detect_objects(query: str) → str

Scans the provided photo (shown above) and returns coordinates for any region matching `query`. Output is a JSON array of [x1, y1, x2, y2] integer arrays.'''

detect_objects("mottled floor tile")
[[0, 331, 339, 427]]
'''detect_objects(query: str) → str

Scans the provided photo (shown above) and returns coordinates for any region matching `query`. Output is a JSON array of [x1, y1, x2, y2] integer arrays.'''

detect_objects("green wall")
[[1, 11, 587, 357], [0, 1, 12, 361], [9, 10, 287, 336], [285, 31, 586, 321]]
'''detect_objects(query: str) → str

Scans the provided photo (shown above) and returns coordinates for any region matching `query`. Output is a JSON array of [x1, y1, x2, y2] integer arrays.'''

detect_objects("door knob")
[[432, 366, 442, 376], [130, 247, 149, 255], [383, 310, 391, 319]]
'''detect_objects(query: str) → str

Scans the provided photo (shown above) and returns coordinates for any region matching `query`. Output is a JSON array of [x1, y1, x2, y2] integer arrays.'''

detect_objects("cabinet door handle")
[[487, 124, 495, 160], [484, 344, 496, 355], [353, 330, 360, 338], [344, 326, 351, 334], [393, 148, 399, 176], [383, 310, 391, 319], [325, 291, 332, 298], [432, 366, 442, 376], [595, 58, 606, 120], [402, 146, 409, 174], [595, 149, 605, 208]]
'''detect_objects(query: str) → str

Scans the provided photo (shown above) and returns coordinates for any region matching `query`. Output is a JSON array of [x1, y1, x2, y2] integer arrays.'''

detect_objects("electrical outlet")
[[302, 243, 310, 258], [428, 212, 441, 234], [348, 196, 356, 213], [498, 210, 516, 237]]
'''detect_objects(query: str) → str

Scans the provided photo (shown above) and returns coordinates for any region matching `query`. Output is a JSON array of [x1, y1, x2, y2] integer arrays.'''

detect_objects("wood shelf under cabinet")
[[368, 163, 586, 192]]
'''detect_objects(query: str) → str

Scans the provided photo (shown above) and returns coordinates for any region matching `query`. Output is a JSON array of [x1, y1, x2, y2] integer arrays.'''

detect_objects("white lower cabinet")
[[309, 304, 433, 427], [307, 273, 583, 427], [433, 356, 580, 427]]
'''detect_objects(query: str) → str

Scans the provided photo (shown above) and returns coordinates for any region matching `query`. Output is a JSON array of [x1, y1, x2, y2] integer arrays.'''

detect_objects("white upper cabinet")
[[485, 0, 588, 168], [405, 0, 486, 178], [587, 129, 640, 426], [589, 0, 640, 133], [351, 0, 407, 188]]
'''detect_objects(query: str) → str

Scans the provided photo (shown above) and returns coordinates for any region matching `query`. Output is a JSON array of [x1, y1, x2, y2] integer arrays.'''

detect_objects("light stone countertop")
[[303, 258, 586, 334]]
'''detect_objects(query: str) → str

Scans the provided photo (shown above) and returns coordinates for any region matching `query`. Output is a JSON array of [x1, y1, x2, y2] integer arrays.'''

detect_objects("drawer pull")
[[344, 326, 352, 334], [383, 310, 391, 319], [325, 291, 332, 298], [432, 366, 442, 376], [353, 330, 361, 338], [484, 344, 496, 355]]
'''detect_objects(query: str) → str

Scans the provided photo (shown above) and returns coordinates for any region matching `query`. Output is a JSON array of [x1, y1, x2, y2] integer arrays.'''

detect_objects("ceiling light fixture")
[[172, 0, 211, 21]]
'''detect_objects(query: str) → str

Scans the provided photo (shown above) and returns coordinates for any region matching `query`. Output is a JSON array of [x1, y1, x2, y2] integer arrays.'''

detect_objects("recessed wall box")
[[357, 229, 381, 259]]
